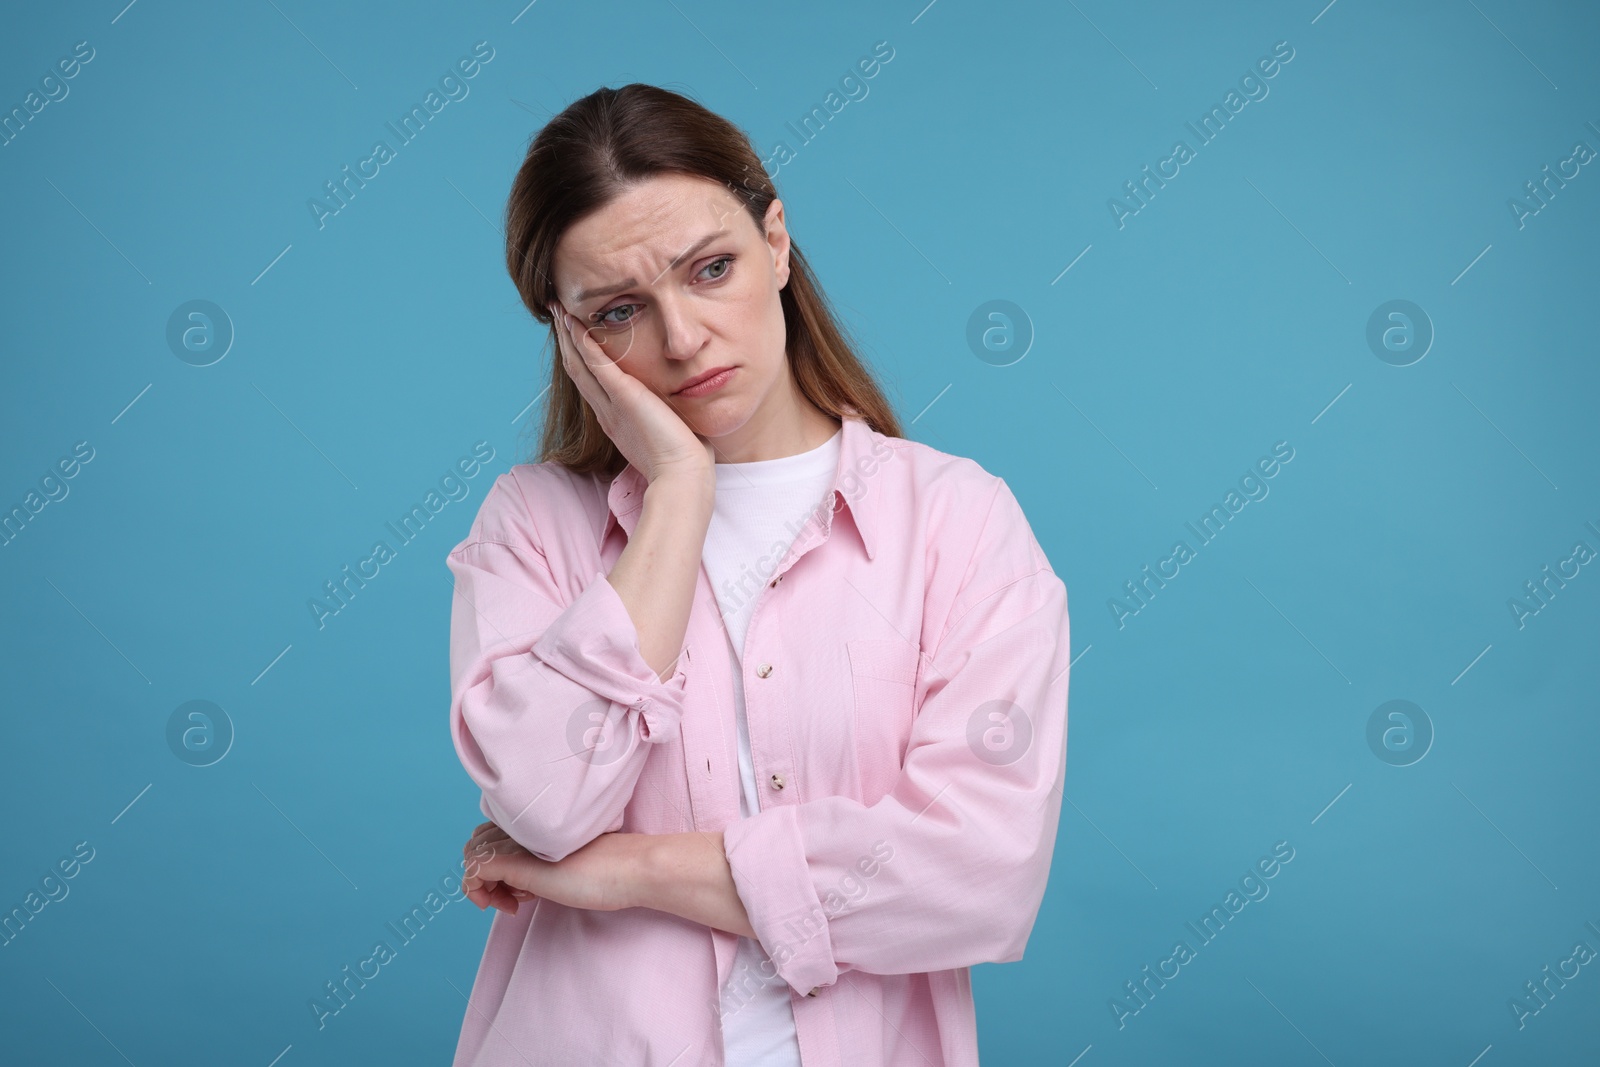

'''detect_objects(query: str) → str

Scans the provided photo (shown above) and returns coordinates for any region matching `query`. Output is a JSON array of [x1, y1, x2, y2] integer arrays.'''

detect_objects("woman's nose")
[[656, 293, 710, 362]]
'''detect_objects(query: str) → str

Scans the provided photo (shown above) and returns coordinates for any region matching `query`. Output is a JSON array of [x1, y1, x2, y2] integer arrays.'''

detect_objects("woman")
[[447, 83, 1071, 1067]]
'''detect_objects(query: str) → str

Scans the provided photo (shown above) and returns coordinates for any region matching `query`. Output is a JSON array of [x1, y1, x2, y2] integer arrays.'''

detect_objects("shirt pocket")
[[846, 637, 922, 802]]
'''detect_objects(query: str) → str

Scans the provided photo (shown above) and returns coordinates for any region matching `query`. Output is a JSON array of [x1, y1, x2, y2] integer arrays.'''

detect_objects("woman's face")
[[552, 172, 792, 438]]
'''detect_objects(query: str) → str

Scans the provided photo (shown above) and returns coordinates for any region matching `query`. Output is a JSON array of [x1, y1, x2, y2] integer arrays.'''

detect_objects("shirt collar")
[[601, 412, 881, 562]]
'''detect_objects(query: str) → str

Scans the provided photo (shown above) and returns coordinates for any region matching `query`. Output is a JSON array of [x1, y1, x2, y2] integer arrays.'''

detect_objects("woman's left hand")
[[461, 821, 644, 915]]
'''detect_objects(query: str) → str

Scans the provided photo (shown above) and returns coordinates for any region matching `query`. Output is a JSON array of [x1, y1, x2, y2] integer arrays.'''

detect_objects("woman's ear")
[[765, 198, 792, 290]]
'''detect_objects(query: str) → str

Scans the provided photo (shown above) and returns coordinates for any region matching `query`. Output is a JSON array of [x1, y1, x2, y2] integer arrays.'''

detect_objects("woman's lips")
[[674, 367, 736, 397]]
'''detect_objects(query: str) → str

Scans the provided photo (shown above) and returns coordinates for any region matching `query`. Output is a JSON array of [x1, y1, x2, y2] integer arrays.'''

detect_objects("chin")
[[675, 391, 758, 439]]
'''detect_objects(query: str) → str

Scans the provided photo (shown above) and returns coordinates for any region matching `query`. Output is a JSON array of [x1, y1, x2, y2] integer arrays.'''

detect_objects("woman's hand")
[[548, 303, 714, 487], [461, 820, 644, 915]]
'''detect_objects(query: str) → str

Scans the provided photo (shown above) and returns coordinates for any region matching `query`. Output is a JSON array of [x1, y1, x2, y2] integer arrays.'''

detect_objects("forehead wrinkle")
[[561, 177, 746, 305]]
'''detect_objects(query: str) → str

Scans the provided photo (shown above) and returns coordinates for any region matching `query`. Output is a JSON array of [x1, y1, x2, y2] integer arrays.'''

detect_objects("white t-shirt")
[[704, 426, 841, 1067]]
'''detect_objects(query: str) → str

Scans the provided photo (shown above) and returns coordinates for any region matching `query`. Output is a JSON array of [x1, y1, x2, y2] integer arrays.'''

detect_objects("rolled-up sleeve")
[[721, 480, 1070, 995], [447, 475, 690, 863]]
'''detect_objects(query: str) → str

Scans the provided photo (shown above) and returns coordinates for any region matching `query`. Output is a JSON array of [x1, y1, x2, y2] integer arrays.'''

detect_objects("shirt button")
[[756, 663, 772, 678], [806, 988, 818, 997], [770, 774, 785, 790]]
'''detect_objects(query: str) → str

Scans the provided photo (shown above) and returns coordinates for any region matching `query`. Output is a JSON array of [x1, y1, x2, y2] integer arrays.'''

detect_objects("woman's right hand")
[[549, 303, 715, 487]]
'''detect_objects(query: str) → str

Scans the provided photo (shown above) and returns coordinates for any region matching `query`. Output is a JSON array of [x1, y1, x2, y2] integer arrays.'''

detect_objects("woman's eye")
[[593, 258, 731, 327], [699, 255, 733, 281], [597, 304, 638, 328]]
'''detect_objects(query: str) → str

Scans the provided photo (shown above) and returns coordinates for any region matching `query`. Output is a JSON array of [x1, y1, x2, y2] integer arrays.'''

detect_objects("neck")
[[710, 384, 840, 464]]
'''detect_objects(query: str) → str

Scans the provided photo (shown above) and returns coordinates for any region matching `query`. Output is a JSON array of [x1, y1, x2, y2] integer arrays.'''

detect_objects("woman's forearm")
[[604, 474, 747, 929], [606, 473, 714, 681], [603, 479, 755, 936], [634, 831, 757, 939]]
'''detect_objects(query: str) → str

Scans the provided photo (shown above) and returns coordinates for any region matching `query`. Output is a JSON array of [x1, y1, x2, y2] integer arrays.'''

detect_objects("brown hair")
[[503, 82, 903, 477]]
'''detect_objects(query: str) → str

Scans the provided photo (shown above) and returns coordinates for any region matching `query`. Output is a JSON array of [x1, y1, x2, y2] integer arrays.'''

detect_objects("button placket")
[[745, 501, 838, 808]]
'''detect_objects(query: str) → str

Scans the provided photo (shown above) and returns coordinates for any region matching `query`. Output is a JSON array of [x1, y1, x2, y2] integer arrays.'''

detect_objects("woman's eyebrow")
[[574, 230, 730, 303]]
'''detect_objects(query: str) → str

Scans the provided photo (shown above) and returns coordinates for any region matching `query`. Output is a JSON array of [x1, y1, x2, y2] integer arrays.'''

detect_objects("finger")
[[468, 827, 510, 859], [465, 821, 495, 850], [583, 315, 642, 376], [463, 855, 496, 893], [464, 839, 518, 884], [470, 878, 520, 911], [466, 824, 507, 857], [481, 882, 520, 913], [483, 875, 523, 911], [545, 302, 570, 366], [464, 838, 501, 880], [464, 843, 499, 880], [552, 309, 610, 409], [563, 310, 638, 385], [559, 311, 610, 384]]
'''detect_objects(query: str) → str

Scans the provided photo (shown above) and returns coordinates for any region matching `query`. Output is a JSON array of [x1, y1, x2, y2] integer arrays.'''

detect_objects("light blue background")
[[3, 1, 1598, 1063]]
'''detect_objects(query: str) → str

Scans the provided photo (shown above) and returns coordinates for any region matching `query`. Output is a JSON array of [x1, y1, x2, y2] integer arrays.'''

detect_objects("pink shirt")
[[446, 413, 1071, 1066]]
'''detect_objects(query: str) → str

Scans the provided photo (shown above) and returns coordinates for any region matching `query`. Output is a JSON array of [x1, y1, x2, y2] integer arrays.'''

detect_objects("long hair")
[[503, 82, 903, 477]]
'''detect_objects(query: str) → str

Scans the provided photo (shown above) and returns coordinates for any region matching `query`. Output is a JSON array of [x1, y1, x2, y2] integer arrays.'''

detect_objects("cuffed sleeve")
[[721, 480, 1070, 995], [447, 476, 690, 863], [528, 570, 689, 744]]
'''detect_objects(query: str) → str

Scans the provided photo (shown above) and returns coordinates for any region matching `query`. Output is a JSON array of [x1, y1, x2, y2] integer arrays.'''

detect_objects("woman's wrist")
[[643, 466, 715, 510], [632, 830, 691, 913], [632, 830, 758, 939], [621, 831, 663, 911]]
